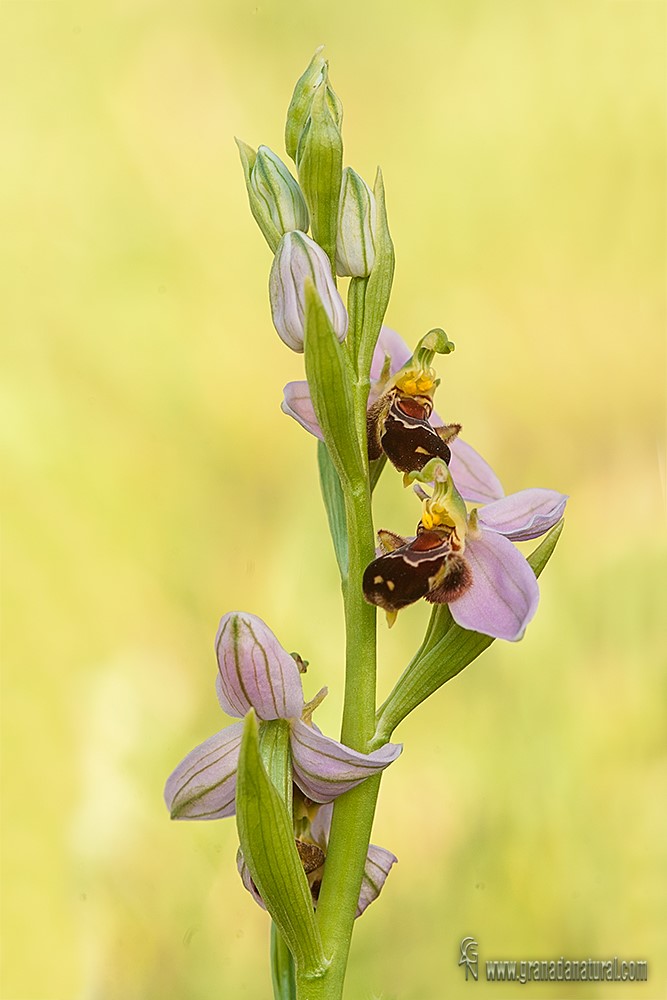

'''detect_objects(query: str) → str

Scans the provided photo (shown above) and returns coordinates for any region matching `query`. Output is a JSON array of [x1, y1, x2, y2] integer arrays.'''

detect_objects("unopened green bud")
[[336, 167, 377, 277], [295, 82, 343, 268], [252, 146, 309, 233], [285, 47, 343, 163], [236, 140, 308, 251]]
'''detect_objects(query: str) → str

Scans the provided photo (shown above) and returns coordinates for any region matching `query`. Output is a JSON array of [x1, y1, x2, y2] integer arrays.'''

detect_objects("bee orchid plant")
[[165, 48, 567, 1000]]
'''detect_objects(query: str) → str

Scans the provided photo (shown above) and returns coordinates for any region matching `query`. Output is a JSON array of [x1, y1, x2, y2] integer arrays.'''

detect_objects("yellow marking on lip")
[[374, 575, 384, 585], [394, 370, 436, 397], [386, 580, 395, 591], [421, 499, 456, 532]]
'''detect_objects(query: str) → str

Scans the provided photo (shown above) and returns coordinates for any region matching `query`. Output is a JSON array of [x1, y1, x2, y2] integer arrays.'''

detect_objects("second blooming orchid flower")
[[282, 327, 567, 641], [364, 458, 567, 641]]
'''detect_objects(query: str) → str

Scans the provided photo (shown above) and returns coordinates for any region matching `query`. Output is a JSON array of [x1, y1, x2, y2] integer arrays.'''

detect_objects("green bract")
[[304, 281, 365, 489], [317, 441, 348, 580], [355, 170, 395, 386], [296, 83, 344, 270], [236, 712, 329, 979]]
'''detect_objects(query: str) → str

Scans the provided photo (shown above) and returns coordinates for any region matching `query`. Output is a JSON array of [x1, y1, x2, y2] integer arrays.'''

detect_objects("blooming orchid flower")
[[283, 326, 469, 480], [282, 326, 408, 439], [164, 612, 402, 820], [364, 460, 567, 641], [238, 796, 397, 919]]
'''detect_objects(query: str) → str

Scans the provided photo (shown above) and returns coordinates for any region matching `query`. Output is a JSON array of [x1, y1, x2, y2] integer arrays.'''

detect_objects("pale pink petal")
[[356, 845, 398, 917], [290, 720, 402, 802], [306, 802, 396, 918], [369, 326, 412, 381], [164, 722, 243, 820], [281, 380, 324, 440], [477, 489, 568, 541], [448, 438, 505, 503], [215, 612, 304, 721], [309, 802, 333, 849], [450, 531, 539, 641]]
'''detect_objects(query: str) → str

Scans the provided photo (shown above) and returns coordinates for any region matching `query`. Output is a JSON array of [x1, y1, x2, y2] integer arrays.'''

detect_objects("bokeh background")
[[2, 2, 665, 998]]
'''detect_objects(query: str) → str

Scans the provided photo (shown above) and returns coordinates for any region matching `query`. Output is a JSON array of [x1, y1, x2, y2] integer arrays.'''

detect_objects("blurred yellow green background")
[[2, 1, 665, 998]]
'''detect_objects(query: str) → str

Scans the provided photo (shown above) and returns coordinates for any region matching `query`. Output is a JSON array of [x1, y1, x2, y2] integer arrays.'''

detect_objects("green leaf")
[[527, 517, 565, 575], [296, 83, 343, 269], [304, 282, 365, 489], [372, 520, 565, 744], [356, 168, 395, 384], [235, 138, 281, 252], [317, 441, 348, 579], [236, 712, 328, 977]]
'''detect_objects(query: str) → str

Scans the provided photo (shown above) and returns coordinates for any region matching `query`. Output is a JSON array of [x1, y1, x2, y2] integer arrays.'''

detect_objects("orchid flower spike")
[[164, 612, 401, 820], [363, 459, 567, 641]]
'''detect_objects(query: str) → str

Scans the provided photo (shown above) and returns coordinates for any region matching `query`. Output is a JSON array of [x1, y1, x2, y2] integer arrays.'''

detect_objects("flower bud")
[[236, 140, 308, 252], [251, 145, 309, 235], [269, 231, 348, 352], [335, 167, 377, 277], [285, 47, 343, 163], [295, 82, 343, 269]]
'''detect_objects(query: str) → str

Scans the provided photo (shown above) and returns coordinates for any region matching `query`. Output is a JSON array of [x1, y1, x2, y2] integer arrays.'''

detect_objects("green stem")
[[271, 922, 297, 1000], [303, 441, 379, 1000], [345, 276, 367, 361], [340, 488, 377, 746], [295, 267, 389, 1000]]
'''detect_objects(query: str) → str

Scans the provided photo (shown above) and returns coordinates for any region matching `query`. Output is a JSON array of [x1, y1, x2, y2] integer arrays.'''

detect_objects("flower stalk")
[[300, 352, 381, 998]]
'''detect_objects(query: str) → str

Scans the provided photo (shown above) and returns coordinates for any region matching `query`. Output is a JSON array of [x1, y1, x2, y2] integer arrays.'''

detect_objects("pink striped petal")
[[282, 327, 412, 439], [164, 722, 243, 820], [477, 489, 567, 541], [357, 845, 398, 917], [450, 530, 539, 641], [302, 801, 397, 918], [290, 720, 402, 802], [215, 612, 304, 721], [281, 380, 324, 440], [448, 438, 505, 503]]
